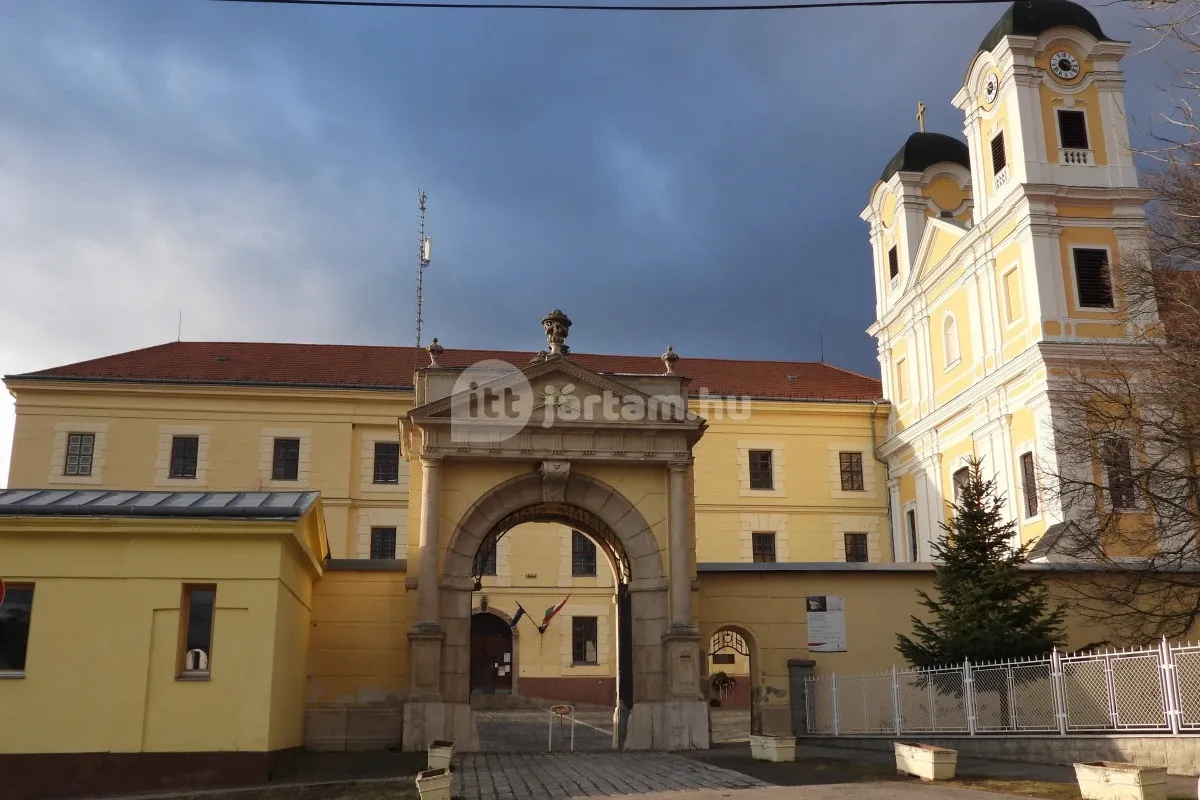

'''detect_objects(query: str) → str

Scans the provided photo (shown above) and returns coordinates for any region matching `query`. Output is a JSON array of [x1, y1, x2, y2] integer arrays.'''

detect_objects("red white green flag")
[[538, 595, 570, 633]]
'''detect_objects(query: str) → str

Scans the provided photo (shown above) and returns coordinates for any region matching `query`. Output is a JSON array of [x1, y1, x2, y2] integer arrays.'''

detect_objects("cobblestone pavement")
[[475, 709, 615, 752], [453, 752, 772, 799]]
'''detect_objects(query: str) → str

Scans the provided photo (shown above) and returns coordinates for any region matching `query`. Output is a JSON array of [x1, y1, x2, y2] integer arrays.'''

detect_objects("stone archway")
[[705, 625, 762, 738]]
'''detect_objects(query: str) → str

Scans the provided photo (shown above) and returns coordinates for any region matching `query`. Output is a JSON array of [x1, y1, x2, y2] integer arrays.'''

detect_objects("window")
[[839, 452, 865, 491], [952, 467, 971, 503], [748, 450, 774, 490], [1020, 451, 1039, 518], [1003, 267, 1022, 323], [64, 432, 95, 476], [906, 509, 918, 561], [1073, 248, 1114, 308], [1057, 109, 1089, 150], [895, 359, 908, 402], [572, 616, 598, 664], [370, 527, 397, 560], [990, 132, 1007, 174], [179, 585, 215, 677], [844, 533, 869, 563], [169, 435, 199, 479], [712, 653, 736, 665], [943, 315, 960, 366], [571, 531, 597, 577], [1103, 438, 1136, 509], [272, 438, 300, 481], [752, 532, 776, 563], [0, 584, 34, 673], [372, 442, 401, 484], [475, 535, 497, 576], [939, 210, 955, 219], [888, 246, 899, 280]]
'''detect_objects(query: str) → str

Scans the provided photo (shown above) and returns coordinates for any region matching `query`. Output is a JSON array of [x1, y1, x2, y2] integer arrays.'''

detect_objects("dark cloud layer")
[[0, 0, 1178, 483]]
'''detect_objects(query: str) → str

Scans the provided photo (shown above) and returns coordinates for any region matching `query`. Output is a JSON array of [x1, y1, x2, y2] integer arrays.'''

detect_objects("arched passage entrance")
[[705, 625, 761, 743]]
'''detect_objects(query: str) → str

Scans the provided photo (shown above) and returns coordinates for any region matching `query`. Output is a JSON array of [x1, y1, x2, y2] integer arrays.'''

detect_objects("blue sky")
[[0, 0, 1179, 485]]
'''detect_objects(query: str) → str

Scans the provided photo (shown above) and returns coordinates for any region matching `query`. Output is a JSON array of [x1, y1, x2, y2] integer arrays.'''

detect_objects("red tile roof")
[[7, 341, 883, 402]]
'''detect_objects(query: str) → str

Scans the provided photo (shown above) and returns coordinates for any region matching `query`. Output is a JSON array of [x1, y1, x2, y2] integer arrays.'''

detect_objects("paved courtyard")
[[475, 709, 616, 752], [453, 752, 772, 799]]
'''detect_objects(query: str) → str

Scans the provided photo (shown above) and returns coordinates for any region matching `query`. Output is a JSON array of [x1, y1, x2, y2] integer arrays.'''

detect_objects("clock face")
[[1050, 51, 1080, 80], [983, 73, 999, 104]]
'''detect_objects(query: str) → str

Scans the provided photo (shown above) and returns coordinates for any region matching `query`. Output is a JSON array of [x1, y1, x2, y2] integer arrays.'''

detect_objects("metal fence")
[[804, 639, 1200, 736]]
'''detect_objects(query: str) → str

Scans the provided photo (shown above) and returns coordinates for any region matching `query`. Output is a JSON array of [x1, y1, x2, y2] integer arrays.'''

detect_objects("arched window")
[[943, 314, 960, 367]]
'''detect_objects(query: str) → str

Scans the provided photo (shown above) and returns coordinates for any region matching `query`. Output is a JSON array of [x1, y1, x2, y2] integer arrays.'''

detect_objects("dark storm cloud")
[[0, 0, 1177, 482]]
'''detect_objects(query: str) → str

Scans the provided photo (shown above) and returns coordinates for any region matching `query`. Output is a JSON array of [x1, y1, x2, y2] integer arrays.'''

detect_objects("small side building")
[[0, 489, 329, 800]]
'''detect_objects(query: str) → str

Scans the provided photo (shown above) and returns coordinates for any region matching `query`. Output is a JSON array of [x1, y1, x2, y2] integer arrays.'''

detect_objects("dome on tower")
[[878, 131, 971, 184], [977, 0, 1110, 54]]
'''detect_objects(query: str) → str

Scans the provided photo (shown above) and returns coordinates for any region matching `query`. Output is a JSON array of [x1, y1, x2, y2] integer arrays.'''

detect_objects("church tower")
[[865, 0, 1152, 563]]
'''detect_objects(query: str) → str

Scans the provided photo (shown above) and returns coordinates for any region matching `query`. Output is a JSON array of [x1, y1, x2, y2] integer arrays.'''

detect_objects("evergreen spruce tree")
[[897, 456, 1066, 668]]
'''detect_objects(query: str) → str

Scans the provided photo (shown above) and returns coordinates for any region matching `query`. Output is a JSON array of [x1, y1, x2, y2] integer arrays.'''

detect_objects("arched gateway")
[[398, 311, 711, 751]]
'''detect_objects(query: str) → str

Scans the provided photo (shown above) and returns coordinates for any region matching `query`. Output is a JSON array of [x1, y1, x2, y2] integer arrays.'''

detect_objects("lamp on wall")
[[473, 577, 483, 591], [480, 595, 489, 612]]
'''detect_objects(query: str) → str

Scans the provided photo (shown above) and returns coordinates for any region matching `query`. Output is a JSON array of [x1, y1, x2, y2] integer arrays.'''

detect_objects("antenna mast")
[[415, 189, 432, 347]]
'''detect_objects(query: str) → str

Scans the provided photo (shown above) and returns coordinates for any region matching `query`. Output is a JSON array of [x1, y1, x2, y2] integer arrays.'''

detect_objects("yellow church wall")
[[982, 94, 1017, 197], [1058, 227, 1124, 322], [1037, 76, 1109, 167], [880, 191, 897, 230], [923, 176, 967, 214], [0, 519, 318, 755], [930, 290, 976, 405]]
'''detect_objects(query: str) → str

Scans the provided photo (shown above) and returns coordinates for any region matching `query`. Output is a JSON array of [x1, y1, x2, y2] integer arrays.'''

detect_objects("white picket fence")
[[804, 639, 1200, 736]]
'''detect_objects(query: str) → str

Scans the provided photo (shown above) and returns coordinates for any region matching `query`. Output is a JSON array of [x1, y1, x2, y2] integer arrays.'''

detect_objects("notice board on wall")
[[806, 595, 846, 652]]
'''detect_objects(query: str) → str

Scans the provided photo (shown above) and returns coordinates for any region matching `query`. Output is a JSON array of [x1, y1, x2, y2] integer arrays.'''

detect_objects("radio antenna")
[[415, 189, 432, 347]]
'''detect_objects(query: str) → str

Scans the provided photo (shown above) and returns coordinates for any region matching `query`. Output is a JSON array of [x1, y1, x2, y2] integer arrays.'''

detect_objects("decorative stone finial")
[[541, 309, 572, 358], [427, 337, 444, 367], [661, 345, 679, 375]]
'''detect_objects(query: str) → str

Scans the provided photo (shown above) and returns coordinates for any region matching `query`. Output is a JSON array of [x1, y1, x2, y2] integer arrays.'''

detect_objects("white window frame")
[[49, 423, 108, 486], [1001, 264, 1024, 327], [1069, 244, 1116, 312], [1054, 107, 1092, 163]]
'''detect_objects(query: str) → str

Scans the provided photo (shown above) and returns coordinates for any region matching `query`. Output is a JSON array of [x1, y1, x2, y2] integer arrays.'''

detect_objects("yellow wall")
[[0, 518, 319, 755]]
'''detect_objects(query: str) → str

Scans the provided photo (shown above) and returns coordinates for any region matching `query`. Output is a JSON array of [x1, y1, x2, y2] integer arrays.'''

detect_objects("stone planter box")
[[1074, 761, 1168, 800], [427, 740, 454, 772], [416, 767, 453, 800], [749, 734, 796, 762], [894, 742, 957, 781]]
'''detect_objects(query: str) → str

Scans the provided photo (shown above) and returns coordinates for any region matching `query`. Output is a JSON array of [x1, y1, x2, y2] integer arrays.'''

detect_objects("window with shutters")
[[1020, 451, 1039, 518], [169, 436, 199, 479], [839, 452, 865, 491], [1103, 438, 1137, 509], [1073, 248, 1114, 308], [572, 617, 598, 664], [752, 532, 776, 563], [64, 432, 95, 476], [370, 527, 397, 560], [748, 450, 774, 490], [844, 533, 869, 563], [888, 246, 899, 280], [990, 132, 1007, 175], [571, 531, 597, 577], [179, 585, 215, 678], [952, 467, 970, 503], [271, 438, 300, 480], [373, 442, 400, 484], [1057, 109, 1089, 150]]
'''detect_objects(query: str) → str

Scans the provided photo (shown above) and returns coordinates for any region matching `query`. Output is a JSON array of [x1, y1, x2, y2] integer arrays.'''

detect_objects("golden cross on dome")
[[916, 101, 926, 133]]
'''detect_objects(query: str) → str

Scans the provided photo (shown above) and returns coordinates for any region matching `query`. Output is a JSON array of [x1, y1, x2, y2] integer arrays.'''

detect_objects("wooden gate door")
[[470, 613, 514, 695]]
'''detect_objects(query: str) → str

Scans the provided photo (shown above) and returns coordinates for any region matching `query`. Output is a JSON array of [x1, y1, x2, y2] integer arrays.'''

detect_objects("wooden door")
[[470, 613, 513, 694]]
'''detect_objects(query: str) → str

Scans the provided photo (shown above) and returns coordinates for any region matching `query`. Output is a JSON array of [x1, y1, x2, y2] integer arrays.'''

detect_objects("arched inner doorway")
[[470, 612, 515, 695], [706, 626, 760, 743], [468, 504, 634, 733]]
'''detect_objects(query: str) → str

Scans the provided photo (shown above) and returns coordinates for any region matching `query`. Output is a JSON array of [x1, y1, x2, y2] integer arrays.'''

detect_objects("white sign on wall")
[[806, 595, 847, 652]]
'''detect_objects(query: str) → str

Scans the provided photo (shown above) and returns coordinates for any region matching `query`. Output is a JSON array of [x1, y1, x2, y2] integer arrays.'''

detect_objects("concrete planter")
[[894, 742, 957, 781], [749, 734, 796, 762], [1074, 761, 1168, 800], [416, 767, 452, 800], [427, 739, 454, 772]]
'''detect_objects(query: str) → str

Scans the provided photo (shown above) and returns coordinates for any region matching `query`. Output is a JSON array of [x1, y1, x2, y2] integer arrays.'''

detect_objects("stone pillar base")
[[401, 701, 479, 753], [622, 700, 710, 751]]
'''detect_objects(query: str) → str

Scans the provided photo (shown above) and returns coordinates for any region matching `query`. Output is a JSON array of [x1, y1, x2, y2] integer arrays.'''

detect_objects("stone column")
[[417, 457, 442, 626], [668, 461, 693, 630]]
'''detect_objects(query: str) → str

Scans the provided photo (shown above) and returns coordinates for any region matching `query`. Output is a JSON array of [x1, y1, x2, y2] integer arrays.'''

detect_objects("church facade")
[[0, 1, 1174, 797]]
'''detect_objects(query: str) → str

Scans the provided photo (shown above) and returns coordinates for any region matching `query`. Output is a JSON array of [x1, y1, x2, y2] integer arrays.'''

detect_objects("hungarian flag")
[[538, 595, 570, 633]]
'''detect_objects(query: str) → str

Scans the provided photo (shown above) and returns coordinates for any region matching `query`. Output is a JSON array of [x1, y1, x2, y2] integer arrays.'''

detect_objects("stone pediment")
[[404, 355, 707, 461], [905, 216, 968, 294]]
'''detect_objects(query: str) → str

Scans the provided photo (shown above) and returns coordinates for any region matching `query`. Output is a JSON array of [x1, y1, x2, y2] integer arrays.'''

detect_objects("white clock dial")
[[1050, 51, 1080, 80], [983, 74, 999, 103]]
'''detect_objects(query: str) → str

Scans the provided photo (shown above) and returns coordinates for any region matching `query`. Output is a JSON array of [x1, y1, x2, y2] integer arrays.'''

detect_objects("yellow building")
[[863, 0, 1151, 562]]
